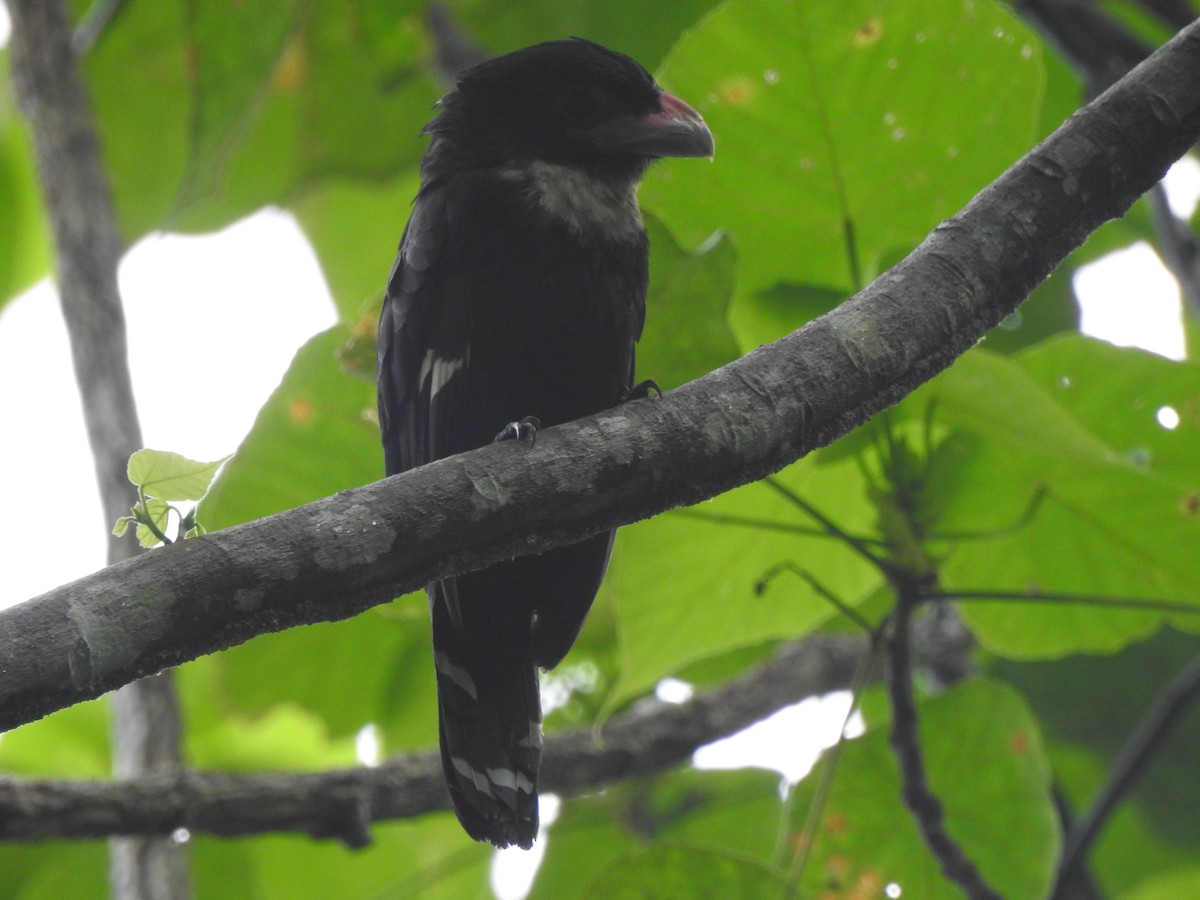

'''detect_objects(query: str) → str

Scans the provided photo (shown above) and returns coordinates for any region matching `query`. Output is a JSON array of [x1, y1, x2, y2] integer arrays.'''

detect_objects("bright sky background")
[[2, 6, 1199, 894]]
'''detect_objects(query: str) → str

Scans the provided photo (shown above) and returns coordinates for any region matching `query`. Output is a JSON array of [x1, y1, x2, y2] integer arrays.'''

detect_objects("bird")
[[376, 37, 713, 850]]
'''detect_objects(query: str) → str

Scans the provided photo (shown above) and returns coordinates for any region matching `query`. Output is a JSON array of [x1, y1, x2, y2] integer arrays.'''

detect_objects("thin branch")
[[1018, 1, 1200, 321], [1016, 0, 1155, 97], [1146, 181, 1200, 319], [424, 2, 487, 85], [672, 507, 890, 547], [72, 0, 128, 54], [887, 583, 1002, 899], [755, 562, 878, 634], [1134, 0, 1199, 34], [1053, 651, 1200, 895], [763, 477, 892, 573], [929, 589, 1200, 619], [2, 19, 1200, 740]]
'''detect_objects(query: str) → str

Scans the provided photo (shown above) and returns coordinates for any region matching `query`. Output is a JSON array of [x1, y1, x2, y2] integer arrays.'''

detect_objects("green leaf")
[[1121, 868, 1200, 900], [0, 843, 107, 900], [199, 325, 379, 529], [641, 214, 741, 389], [186, 603, 436, 750], [646, 0, 1042, 299], [455, 0, 721, 73], [79, 0, 190, 238], [533, 768, 785, 899], [192, 816, 491, 900], [134, 496, 173, 548], [583, 846, 785, 899], [0, 698, 110, 778], [174, 0, 310, 211], [732, 281, 847, 354], [607, 455, 882, 711], [126, 449, 231, 502], [292, 173, 420, 323], [788, 678, 1058, 899], [0, 61, 52, 312], [1016, 335, 1200, 488], [186, 703, 357, 773], [993, 628, 1200, 847], [897, 346, 1200, 657], [1044, 738, 1198, 896]]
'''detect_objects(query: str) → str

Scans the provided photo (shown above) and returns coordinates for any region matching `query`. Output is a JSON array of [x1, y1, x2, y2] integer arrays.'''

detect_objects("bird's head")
[[426, 38, 714, 176]]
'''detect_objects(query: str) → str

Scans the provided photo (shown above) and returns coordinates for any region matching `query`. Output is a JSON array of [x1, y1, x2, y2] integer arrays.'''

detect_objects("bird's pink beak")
[[576, 91, 715, 159]]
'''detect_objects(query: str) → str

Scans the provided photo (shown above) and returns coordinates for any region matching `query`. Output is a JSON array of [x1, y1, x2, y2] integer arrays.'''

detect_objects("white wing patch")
[[420, 350, 467, 403], [498, 160, 642, 241], [434, 650, 479, 700]]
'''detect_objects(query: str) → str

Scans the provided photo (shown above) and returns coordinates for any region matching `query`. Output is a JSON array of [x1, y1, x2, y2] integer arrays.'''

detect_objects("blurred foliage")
[[2, 0, 1199, 897]]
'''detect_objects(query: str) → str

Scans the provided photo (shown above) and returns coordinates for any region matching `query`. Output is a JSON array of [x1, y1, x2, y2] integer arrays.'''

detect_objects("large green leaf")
[[457, 0, 721, 71], [1045, 739, 1198, 897], [184, 604, 437, 752], [0, 699, 110, 778], [80, 0, 191, 238], [0, 843, 108, 900], [1122, 868, 1200, 900], [531, 768, 784, 899], [200, 325, 379, 529], [170, 0, 310, 214], [193, 816, 491, 900], [1016, 335, 1200, 488], [76, 0, 437, 238], [194, 326, 436, 746], [583, 846, 784, 898], [292, 172, 420, 323], [900, 346, 1200, 656], [994, 628, 1200, 847], [640, 214, 741, 390], [646, 0, 1042, 300], [788, 678, 1058, 900], [0, 61, 51, 313], [607, 455, 883, 711]]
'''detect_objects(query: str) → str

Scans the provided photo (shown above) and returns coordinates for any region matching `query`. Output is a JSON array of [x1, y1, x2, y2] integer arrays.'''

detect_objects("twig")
[[1053, 651, 1200, 895], [424, 3, 487, 85], [1016, 0, 1154, 98], [1146, 181, 1200, 319], [72, 0, 129, 54], [929, 589, 1200, 619], [887, 581, 1002, 899]]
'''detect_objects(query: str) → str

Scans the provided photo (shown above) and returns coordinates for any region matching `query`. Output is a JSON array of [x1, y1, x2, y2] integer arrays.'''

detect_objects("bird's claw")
[[494, 416, 541, 445], [621, 379, 661, 402]]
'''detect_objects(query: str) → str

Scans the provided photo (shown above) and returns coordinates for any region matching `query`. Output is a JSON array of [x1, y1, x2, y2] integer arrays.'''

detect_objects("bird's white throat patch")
[[498, 160, 642, 241]]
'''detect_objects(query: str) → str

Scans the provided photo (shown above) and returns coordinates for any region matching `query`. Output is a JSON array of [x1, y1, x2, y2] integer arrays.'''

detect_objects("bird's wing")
[[377, 184, 473, 477]]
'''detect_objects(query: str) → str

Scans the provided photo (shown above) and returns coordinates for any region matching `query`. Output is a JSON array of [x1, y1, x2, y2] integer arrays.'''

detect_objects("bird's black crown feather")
[[423, 38, 679, 175]]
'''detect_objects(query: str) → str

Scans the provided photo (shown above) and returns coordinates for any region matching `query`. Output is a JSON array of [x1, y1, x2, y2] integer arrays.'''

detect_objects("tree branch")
[[888, 584, 1001, 899], [2, 19, 1200, 744], [1053, 651, 1200, 895], [1017, 1, 1200, 319], [7, 0, 187, 895], [0, 634, 876, 844]]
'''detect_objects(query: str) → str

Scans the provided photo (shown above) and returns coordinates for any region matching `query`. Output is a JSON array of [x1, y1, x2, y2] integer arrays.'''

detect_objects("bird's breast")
[[496, 160, 643, 243]]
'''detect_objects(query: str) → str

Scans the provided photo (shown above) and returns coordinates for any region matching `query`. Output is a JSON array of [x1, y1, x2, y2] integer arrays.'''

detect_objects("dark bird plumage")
[[377, 38, 713, 849]]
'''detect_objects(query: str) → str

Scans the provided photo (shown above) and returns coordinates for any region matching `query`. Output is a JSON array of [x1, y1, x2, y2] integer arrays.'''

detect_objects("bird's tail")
[[430, 581, 542, 850]]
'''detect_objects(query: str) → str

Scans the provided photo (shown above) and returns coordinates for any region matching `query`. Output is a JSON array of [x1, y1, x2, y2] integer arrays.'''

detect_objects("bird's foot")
[[621, 379, 661, 402], [494, 416, 541, 445]]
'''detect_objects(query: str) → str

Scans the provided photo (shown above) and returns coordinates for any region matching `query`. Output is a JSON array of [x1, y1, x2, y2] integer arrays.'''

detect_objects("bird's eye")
[[560, 89, 602, 125]]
